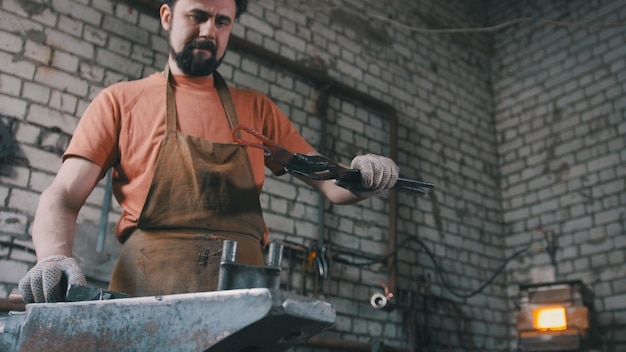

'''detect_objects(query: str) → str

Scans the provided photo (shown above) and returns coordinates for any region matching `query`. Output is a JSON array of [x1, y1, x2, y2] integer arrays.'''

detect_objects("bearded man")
[[18, 0, 399, 302]]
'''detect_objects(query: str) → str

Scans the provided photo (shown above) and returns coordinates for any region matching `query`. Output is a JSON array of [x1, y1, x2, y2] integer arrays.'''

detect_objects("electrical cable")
[[281, 1, 626, 34], [332, 236, 535, 300], [421, 243, 530, 300], [367, 16, 626, 34], [332, 237, 407, 266]]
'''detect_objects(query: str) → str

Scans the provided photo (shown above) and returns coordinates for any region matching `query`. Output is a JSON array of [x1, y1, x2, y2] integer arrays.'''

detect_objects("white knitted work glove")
[[18, 255, 86, 303], [350, 154, 399, 198]]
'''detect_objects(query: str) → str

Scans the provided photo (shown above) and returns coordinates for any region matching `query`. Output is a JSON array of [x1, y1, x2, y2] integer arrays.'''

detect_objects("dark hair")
[[163, 0, 248, 19]]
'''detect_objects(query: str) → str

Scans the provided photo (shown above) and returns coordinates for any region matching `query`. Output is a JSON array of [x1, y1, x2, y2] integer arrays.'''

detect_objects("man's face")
[[161, 0, 237, 76]]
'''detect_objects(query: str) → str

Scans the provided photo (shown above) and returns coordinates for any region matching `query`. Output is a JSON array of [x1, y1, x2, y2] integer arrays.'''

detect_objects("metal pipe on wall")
[[315, 86, 332, 291], [387, 110, 399, 300], [0, 298, 25, 312], [307, 337, 409, 352]]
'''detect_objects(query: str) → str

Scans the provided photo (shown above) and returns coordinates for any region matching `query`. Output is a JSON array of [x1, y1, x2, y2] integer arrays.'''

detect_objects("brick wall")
[[490, 0, 626, 350], [6, 0, 493, 351], [3, 0, 622, 351]]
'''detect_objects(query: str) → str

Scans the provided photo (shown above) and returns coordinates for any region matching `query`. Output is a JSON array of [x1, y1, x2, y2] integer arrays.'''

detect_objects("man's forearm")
[[31, 187, 79, 261], [29, 157, 102, 261]]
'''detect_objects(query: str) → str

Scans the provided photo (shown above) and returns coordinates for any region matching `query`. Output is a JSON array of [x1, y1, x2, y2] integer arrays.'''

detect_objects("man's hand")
[[350, 154, 399, 198], [18, 255, 86, 303]]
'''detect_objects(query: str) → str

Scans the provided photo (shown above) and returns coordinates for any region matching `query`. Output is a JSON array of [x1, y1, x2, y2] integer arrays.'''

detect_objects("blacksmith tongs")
[[232, 125, 434, 195]]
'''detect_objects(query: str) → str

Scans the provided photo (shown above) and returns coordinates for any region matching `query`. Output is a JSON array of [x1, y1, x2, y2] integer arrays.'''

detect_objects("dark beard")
[[170, 39, 224, 77]]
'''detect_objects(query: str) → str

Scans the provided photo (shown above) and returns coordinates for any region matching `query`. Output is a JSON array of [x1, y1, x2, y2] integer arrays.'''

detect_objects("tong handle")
[[230, 126, 435, 195], [289, 154, 435, 195], [335, 170, 434, 195], [394, 178, 435, 195]]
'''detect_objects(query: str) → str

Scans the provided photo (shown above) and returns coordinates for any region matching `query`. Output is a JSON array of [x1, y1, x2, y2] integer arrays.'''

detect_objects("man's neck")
[[167, 58, 185, 75]]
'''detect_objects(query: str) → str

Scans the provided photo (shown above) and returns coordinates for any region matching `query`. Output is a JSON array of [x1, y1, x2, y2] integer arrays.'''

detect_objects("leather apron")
[[108, 67, 266, 297]]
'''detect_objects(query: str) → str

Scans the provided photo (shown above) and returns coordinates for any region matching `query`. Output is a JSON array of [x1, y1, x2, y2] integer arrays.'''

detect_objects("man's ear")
[[160, 4, 172, 31]]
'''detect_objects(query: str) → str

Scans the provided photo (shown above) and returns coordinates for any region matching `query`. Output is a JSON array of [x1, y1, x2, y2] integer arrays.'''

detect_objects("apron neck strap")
[[164, 65, 241, 136], [165, 65, 177, 132], [213, 71, 242, 139]]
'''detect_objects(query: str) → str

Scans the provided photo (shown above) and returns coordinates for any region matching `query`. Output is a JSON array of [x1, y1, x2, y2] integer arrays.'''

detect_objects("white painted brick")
[[138, 12, 160, 32], [83, 25, 108, 46], [276, 6, 307, 26], [35, 66, 86, 99], [114, 2, 139, 24], [30, 5, 56, 30], [103, 70, 129, 87], [27, 103, 78, 134], [0, 211, 28, 235], [263, 177, 297, 200], [95, 48, 143, 77], [102, 15, 149, 44], [23, 39, 51, 65], [108, 35, 132, 56], [264, 212, 295, 234], [0, 165, 29, 188], [605, 294, 626, 311], [45, 28, 95, 60], [7, 187, 40, 214], [275, 30, 306, 53], [581, 239, 613, 256], [0, 94, 27, 119], [57, 14, 83, 37], [294, 220, 316, 238], [131, 44, 154, 65], [51, 50, 80, 73], [588, 153, 621, 172], [0, 51, 36, 80], [595, 208, 622, 226], [0, 30, 23, 53], [51, 0, 102, 26], [76, 98, 91, 116], [0, 10, 43, 33], [79, 62, 105, 83], [240, 15, 274, 37], [609, 250, 625, 265], [48, 90, 78, 114], [13, 121, 39, 145], [333, 314, 352, 332], [0, 73, 22, 95], [0, 260, 31, 283], [591, 253, 609, 267], [17, 144, 62, 174], [269, 83, 303, 108], [90, 0, 115, 14], [29, 169, 55, 193]]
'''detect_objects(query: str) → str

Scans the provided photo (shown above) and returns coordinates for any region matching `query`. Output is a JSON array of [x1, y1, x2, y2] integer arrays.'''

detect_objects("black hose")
[[332, 236, 532, 299]]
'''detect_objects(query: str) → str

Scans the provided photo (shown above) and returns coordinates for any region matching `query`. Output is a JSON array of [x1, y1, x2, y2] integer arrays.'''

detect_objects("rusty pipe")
[[387, 110, 399, 299], [307, 337, 409, 352], [0, 297, 26, 312]]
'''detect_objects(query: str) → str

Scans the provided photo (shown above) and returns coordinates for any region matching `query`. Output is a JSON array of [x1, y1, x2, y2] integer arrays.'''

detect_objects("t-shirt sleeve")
[[63, 88, 120, 173]]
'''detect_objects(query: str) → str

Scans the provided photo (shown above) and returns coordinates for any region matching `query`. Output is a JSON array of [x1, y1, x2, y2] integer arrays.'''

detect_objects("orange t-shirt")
[[64, 72, 314, 242]]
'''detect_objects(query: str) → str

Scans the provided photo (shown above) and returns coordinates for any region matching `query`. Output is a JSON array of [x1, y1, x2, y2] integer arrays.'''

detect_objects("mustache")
[[188, 40, 217, 51]]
